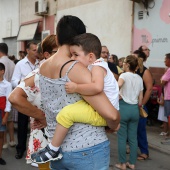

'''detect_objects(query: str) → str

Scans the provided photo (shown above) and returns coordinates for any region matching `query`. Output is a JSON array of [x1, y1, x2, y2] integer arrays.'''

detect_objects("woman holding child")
[[9, 15, 120, 170]]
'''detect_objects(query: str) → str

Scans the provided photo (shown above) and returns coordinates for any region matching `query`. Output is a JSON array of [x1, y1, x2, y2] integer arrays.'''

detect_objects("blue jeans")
[[50, 140, 110, 170], [137, 106, 149, 155]]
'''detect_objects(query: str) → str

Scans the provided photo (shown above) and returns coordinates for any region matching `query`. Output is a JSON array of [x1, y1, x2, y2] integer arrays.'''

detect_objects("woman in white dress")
[[17, 35, 58, 169]]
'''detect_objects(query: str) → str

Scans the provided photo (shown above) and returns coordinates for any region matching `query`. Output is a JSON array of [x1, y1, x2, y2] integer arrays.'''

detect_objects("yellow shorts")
[[56, 100, 107, 128]]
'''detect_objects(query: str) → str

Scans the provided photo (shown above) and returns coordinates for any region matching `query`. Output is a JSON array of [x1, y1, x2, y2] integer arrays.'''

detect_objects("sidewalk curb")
[[148, 143, 170, 156]]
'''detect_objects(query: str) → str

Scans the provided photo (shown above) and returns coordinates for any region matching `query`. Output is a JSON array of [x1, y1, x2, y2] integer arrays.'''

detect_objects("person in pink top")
[[161, 53, 170, 145]]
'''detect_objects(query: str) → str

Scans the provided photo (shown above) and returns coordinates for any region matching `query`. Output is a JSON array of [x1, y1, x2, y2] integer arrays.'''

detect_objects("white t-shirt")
[[119, 72, 143, 104], [11, 56, 39, 88], [89, 58, 119, 110]]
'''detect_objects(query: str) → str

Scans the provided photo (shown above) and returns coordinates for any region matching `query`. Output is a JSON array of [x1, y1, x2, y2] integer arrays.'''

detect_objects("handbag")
[[139, 107, 148, 118]]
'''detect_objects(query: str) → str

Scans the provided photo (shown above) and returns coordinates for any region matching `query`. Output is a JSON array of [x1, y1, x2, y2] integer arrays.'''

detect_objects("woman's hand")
[[32, 119, 47, 130]]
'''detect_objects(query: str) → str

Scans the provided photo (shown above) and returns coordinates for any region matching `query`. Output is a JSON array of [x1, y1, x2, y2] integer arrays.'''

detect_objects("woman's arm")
[[68, 63, 120, 130], [142, 69, 153, 105], [118, 78, 124, 89], [8, 76, 47, 127], [138, 90, 143, 106], [83, 93, 120, 130]]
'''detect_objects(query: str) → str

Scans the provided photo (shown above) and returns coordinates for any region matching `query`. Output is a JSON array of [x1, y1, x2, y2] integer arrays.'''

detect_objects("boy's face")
[[70, 45, 90, 67], [0, 69, 4, 78]]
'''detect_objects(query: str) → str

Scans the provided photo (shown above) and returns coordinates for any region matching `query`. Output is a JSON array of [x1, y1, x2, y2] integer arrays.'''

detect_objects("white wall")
[[0, 0, 19, 41], [133, 1, 170, 67], [56, 0, 133, 58]]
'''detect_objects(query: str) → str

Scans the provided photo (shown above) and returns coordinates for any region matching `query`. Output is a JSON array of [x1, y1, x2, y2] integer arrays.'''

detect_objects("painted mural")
[[133, 0, 170, 67]]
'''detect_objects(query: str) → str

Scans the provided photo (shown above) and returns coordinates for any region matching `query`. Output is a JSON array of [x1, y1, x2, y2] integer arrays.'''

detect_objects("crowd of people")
[[0, 15, 169, 170]]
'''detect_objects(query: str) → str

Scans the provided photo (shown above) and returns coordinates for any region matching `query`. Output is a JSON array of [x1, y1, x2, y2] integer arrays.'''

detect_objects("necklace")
[[27, 62, 37, 71]]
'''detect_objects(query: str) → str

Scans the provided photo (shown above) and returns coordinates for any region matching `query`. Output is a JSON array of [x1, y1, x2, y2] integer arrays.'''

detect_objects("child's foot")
[[31, 145, 63, 164]]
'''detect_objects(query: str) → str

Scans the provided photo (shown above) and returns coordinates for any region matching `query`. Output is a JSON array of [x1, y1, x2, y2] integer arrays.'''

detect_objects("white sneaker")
[[159, 132, 168, 136], [31, 162, 38, 167], [3, 143, 8, 149], [9, 141, 16, 147]]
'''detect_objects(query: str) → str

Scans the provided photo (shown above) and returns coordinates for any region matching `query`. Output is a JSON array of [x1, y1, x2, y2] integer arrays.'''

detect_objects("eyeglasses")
[[101, 51, 110, 56]]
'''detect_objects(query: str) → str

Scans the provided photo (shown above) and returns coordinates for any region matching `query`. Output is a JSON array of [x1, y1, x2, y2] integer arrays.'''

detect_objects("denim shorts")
[[50, 140, 110, 170], [164, 100, 170, 117], [0, 110, 6, 132]]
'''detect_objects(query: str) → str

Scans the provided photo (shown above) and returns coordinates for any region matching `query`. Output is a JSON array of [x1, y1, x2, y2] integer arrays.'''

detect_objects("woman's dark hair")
[[111, 54, 119, 65], [133, 50, 147, 61], [125, 55, 138, 72], [138, 46, 143, 52], [56, 15, 86, 46]]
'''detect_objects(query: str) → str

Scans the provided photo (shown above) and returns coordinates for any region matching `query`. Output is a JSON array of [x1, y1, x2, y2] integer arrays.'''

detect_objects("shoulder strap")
[[65, 60, 79, 77], [59, 60, 76, 78]]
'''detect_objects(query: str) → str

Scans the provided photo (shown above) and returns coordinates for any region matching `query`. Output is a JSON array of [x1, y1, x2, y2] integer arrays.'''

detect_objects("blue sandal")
[[31, 145, 63, 164]]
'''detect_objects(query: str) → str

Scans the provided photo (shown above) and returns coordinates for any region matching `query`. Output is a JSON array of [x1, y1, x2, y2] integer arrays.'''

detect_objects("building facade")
[[0, 0, 132, 60], [0, 0, 169, 85]]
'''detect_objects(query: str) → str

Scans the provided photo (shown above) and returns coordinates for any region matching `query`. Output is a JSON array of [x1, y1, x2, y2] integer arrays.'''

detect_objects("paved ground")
[[1, 121, 170, 170]]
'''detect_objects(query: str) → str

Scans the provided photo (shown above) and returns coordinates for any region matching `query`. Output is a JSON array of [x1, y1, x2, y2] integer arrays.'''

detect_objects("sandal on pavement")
[[31, 145, 63, 164], [115, 163, 126, 170], [137, 154, 149, 161], [126, 162, 135, 170], [159, 132, 168, 136]]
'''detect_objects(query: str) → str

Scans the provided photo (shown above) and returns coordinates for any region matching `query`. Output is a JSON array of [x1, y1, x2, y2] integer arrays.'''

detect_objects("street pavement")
[[1, 122, 170, 170]]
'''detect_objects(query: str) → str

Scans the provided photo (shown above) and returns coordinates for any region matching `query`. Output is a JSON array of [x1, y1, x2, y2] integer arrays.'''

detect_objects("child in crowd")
[[118, 57, 125, 71], [0, 63, 12, 165], [31, 33, 119, 164], [157, 89, 168, 136]]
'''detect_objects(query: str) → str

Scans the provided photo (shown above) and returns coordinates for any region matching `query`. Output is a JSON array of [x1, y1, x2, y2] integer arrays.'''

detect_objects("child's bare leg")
[[50, 123, 68, 148]]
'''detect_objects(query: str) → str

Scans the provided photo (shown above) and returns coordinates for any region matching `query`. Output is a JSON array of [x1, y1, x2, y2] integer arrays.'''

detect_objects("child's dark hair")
[[0, 43, 8, 55], [0, 62, 5, 71], [125, 55, 138, 72], [70, 33, 101, 59], [56, 15, 86, 46]]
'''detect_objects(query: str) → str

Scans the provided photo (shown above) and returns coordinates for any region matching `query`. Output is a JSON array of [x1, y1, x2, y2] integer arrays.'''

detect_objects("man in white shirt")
[[101, 45, 119, 80], [11, 42, 39, 159], [0, 43, 16, 150]]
